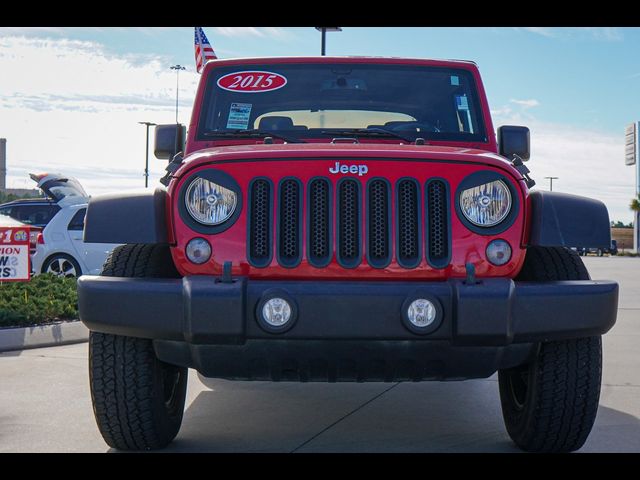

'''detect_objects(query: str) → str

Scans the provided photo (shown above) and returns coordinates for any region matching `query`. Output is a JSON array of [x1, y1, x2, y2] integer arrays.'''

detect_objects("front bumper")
[[78, 276, 618, 381]]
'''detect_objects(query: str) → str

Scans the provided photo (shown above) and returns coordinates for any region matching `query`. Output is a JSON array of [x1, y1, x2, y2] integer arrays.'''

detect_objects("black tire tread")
[[89, 243, 184, 450], [90, 332, 181, 450], [516, 246, 589, 282], [500, 246, 602, 452], [101, 243, 178, 278], [502, 336, 602, 452]]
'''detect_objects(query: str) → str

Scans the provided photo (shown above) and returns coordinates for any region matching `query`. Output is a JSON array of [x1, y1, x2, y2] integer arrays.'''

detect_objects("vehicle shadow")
[[150, 377, 640, 453]]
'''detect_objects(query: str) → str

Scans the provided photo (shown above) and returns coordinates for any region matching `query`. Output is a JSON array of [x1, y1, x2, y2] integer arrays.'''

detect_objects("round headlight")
[[185, 177, 237, 225], [459, 180, 511, 227]]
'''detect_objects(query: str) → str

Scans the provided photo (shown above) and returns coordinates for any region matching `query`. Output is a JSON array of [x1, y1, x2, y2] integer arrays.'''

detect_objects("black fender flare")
[[527, 190, 610, 248], [83, 188, 169, 244]]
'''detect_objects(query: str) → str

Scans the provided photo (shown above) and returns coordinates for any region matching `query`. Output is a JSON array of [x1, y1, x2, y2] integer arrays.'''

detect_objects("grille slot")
[[248, 178, 272, 268], [426, 179, 450, 268], [396, 179, 421, 268], [337, 179, 361, 268], [277, 178, 302, 268], [307, 178, 332, 267], [367, 179, 391, 268]]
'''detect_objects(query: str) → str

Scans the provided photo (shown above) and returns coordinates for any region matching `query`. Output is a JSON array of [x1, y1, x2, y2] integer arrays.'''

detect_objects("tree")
[[631, 194, 640, 214]]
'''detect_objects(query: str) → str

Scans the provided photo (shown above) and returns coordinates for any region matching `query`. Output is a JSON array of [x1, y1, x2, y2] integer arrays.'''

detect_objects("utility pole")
[[544, 176, 559, 191], [625, 122, 639, 252], [170, 65, 186, 123], [138, 122, 157, 188], [315, 27, 342, 56]]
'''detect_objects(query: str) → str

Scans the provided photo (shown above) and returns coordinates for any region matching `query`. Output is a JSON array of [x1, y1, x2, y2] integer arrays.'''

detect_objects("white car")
[[28, 173, 120, 277]]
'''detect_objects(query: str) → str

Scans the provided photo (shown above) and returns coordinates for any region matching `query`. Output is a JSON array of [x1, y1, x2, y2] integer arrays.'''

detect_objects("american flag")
[[194, 27, 217, 73]]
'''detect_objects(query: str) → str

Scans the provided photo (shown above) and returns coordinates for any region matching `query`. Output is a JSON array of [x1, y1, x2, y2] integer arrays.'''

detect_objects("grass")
[[0, 274, 78, 328]]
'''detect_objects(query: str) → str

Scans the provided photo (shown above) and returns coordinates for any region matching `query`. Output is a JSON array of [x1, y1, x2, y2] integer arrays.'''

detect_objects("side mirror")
[[154, 124, 186, 160], [497, 125, 530, 161]]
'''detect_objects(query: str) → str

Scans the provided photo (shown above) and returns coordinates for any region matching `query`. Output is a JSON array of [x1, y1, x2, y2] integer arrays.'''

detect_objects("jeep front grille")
[[247, 176, 450, 269]]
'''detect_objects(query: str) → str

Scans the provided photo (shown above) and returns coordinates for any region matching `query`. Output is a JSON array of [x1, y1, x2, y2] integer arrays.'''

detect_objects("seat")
[[258, 116, 294, 131]]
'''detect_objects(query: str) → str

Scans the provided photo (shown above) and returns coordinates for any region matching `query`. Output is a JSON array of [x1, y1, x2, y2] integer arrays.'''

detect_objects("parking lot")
[[1, 255, 639, 453]]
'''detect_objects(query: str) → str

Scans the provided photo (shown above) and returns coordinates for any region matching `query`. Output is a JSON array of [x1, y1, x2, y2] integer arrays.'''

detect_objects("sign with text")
[[625, 122, 637, 166], [0, 227, 31, 281]]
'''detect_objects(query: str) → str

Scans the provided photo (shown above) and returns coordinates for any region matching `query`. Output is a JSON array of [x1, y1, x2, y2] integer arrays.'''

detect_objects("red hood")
[[174, 143, 521, 180]]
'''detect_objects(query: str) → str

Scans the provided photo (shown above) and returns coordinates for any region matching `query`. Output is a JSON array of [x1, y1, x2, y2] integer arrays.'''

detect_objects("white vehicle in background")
[[27, 173, 120, 277]]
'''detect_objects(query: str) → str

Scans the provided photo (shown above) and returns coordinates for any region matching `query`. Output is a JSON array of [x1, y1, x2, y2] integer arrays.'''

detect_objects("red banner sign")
[[0, 227, 31, 281]]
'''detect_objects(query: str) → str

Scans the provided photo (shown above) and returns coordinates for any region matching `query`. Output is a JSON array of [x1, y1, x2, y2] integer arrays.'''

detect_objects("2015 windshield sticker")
[[217, 71, 287, 93], [227, 103, 252, 129]]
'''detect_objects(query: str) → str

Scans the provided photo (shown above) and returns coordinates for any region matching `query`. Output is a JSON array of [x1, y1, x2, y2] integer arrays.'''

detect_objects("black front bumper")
[[77, 276, 618, 381]]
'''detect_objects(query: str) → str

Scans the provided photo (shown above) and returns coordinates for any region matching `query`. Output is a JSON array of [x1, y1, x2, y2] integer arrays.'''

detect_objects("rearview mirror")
[[154, 124, 186, 160], [497, 125, 530, 161]]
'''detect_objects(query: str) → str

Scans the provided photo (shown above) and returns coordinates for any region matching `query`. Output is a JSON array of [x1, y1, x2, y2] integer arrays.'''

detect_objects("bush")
[[0, 274, 78, 328]]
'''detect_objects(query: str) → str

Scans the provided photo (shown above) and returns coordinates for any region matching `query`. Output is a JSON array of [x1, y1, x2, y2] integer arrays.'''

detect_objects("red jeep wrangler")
[[79, 57, 618, 452]]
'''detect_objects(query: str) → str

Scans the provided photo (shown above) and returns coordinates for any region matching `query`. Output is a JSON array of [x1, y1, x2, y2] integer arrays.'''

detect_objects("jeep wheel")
[[498, 247, 602, 452], [89, 244, 187, 450], [597, 249, 603, 257]]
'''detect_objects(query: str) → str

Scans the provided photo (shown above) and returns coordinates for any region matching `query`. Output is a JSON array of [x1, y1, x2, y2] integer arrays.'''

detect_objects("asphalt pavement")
[[1, 255, 638, 452]]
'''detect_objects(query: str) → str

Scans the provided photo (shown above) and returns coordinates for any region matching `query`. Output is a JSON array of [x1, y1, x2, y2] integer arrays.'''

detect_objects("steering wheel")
[[389, 122, 440, 133]]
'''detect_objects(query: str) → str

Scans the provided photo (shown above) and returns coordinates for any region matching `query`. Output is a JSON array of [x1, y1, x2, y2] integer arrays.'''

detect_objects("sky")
[[0, 26, 638, 222]]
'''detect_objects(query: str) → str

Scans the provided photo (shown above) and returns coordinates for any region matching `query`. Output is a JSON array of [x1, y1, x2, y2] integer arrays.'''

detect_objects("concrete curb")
[[0, 320, 89, 353]]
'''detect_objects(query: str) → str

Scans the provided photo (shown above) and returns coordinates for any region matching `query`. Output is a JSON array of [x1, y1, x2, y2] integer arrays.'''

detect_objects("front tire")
[[89, 244, 187, 450], [90, 332, 188, 450], [498, 247, 602, 452]]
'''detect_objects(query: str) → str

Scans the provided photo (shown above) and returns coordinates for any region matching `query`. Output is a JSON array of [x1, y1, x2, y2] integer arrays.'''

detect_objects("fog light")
[[186, 237, 211, 264], [486, 239, 512, 266], [401, 294, 443, 335], [407, 299, 437, 328], [262, 298, 292, 327]]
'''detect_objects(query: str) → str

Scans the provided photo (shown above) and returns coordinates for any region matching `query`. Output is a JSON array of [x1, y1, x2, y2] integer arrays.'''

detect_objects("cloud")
[[212, 27, 291, 39], [582, 27, 623, 42], [0, 36, 199, 113], [0, 35, 199, 190], [521, 27, 557, 38], [519, 27, 623, 42], [509, 98, 540, 109], [492, 108, 634, 223]]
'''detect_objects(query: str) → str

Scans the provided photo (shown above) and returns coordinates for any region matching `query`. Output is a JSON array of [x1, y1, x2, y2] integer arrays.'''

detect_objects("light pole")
[[544, 176, 559, 191], [138, 121, 157, 188], [170, 65, 186, 123], [315, 27, 342, 56]]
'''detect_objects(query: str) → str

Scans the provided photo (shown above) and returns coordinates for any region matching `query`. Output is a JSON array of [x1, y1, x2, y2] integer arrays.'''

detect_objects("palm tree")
[[631, 194, 640, 213]]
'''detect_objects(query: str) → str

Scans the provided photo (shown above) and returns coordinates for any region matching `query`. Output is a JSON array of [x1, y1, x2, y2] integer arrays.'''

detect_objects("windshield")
[[198, 63, 487, 143]]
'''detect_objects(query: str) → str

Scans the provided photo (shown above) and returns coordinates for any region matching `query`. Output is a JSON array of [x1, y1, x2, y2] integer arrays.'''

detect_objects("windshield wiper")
[[319, 128, 417, 143], [203, 129, 306, 144]]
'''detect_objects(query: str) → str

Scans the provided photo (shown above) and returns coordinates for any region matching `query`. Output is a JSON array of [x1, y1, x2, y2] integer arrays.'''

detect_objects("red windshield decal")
[[217, 71, 287, 93]]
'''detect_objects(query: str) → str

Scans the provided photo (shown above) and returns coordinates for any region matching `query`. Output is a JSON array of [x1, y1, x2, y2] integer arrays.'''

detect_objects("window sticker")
[[226, 103, 252, 129], [455, 94, 469, 110], [450, 75, 460, 86], [217, 71, 287, 93]]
